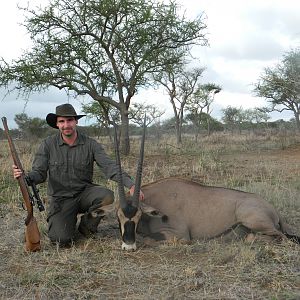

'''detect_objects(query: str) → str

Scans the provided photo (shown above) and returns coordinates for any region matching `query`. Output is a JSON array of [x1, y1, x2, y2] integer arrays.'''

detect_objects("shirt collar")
[[58, 130, 85, 146]]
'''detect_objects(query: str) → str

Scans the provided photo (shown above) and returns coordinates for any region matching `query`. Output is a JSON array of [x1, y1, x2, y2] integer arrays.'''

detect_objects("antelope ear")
[[140, 202, 168, 222]]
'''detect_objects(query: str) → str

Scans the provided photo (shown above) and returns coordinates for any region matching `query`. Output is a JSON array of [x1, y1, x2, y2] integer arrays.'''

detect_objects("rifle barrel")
[[1, 117, 34, 216]]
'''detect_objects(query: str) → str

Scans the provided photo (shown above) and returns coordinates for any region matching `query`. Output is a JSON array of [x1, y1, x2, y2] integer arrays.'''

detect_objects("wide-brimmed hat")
[[46, 103, 86, 129]]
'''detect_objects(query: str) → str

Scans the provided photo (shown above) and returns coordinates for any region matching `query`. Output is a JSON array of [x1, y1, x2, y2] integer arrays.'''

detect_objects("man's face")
[[56, 116, 78, 137]]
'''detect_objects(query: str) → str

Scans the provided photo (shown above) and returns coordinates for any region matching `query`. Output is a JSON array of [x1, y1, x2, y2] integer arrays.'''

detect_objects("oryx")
[[113, 122, 300, 251]]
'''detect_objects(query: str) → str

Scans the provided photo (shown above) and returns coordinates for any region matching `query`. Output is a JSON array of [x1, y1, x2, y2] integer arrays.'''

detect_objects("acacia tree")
[[129, 102, 165, 144], [155, 66, 205, 144], [81, 101, 118, 140], [0, 0, 208, 154], [254, 48, 300, 131], [129, 103, 165, 127], [186, 83, 221, 137], [243, 108, 270, 131], [14, 113, 50, 139], [222, 106, 244, 133]]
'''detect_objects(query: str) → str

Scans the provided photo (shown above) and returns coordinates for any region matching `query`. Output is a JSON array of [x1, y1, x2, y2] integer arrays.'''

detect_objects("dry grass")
[[0, 131, 300, 300]]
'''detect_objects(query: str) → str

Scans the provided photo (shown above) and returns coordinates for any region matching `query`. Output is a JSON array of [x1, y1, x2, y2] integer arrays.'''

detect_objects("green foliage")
[[14, 113, 51, 139], [187, 84, 220, 116], [185, 83, 222, 137], [186, 112, 223, 132], [221, 106, 244, 132], [81, 102, 111, 123], [81, 101, 118, 138], [254, 48, 300, 130], [129, 102, 165, 127], [0, 0, 208, 154], [155, 66, 207, 144], [243, 108, 270, 124]]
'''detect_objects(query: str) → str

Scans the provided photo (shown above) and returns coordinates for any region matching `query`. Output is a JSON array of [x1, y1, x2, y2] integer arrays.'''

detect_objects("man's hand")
[[12, 164, 22, 179], [129, 185, 145, 201]]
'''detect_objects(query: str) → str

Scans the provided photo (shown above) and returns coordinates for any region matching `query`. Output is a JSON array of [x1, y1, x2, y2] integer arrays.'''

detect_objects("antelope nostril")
[[122, 242, 137, 251], [162, 215, 168, 222]]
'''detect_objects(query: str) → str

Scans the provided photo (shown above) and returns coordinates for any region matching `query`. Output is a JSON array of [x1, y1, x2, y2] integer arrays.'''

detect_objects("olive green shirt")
[[28, 131, 134, 197]]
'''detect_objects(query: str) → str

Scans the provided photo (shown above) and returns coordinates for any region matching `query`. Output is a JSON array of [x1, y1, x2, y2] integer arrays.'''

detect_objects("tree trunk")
[[295, 111, 300, 132], [175, 117, 182, 144], [120, 112, 130, 155]]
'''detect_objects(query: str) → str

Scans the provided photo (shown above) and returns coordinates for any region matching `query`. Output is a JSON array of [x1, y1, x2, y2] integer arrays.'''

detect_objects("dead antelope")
[[113, 123, 300, 250]]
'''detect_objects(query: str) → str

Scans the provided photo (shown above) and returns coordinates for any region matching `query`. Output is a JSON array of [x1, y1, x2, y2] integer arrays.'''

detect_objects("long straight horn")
[[132, 115, 147, 207], [112, 120, 127, 210]]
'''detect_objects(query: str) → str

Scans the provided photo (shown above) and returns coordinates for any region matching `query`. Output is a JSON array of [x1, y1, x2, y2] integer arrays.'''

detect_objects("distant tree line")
[[0, 109, 297, 141]]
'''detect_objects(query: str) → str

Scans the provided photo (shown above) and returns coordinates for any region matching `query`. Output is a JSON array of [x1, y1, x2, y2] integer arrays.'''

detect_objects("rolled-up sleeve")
[[92, 140, 134, 189]]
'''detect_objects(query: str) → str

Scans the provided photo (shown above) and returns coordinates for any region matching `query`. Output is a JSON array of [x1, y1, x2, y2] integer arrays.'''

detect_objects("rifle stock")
[[1, 117, 41, 252]]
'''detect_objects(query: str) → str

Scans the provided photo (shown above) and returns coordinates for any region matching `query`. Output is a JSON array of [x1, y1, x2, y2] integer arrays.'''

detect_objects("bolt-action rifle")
[[1, 117, 44, 252]]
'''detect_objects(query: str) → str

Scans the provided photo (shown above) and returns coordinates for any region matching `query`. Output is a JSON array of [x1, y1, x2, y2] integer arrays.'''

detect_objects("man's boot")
[[78, 212, 103, 238]]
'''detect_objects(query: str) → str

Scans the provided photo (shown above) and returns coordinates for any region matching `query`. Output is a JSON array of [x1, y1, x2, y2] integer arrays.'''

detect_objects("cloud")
[[0, 87, 86, 128], [0, 0, 299, 128]]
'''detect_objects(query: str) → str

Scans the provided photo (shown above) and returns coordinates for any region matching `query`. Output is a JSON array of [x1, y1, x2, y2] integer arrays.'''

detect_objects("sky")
[[0, 0, 299, 128]]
